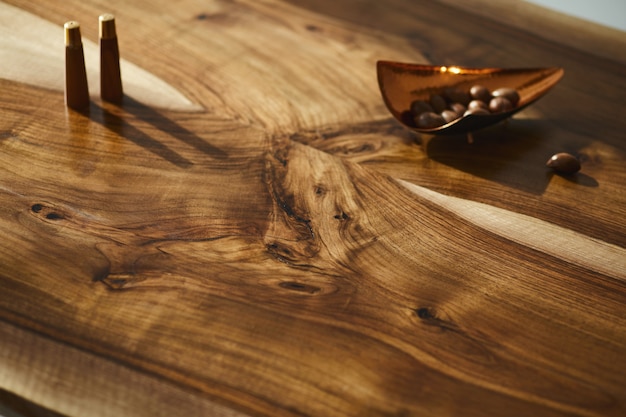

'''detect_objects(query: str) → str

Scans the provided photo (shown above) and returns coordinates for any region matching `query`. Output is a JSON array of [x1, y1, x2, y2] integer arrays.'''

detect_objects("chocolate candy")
[[430, 94, 448, 113], [492, 87, 520, 106], [546, 153, 581, 174], [441, 110, 460, 123], [410, 100, 433, 117], [489, 96, 513, 113], [468, 99, 489, 112], [449, 102, 467, 115], [470, 85, 491, 102], [415, 112, 446, 128]]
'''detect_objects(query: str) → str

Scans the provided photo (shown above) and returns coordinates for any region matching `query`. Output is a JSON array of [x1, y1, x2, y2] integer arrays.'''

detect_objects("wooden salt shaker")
[[99, 14, 123, 103], [64, 21, 90, 110]]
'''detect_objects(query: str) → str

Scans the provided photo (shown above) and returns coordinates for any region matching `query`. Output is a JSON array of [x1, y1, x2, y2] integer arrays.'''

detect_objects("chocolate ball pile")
[[408, 85, 520, 129]]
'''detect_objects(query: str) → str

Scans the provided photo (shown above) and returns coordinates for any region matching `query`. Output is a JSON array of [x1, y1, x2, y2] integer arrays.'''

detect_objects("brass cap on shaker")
[[64, 21, 82, 47], [99, 14, 117, 39]]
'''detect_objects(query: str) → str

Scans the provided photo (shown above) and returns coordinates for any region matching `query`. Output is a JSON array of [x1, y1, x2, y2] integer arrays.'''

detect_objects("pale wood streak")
[[398, 179, 626, 282]]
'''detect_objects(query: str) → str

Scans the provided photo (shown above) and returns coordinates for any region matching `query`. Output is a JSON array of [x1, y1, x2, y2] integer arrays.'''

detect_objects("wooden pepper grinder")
[[64, 21, 90, 110], [99, 14, 123, 103]]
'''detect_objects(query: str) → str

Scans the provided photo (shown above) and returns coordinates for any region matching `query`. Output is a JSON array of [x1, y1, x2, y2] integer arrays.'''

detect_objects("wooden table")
[[1, 1, 625, 416]]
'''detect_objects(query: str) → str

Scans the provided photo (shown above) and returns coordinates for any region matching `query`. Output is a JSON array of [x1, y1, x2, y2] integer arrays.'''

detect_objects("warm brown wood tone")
[[1, 1, 625, 417]]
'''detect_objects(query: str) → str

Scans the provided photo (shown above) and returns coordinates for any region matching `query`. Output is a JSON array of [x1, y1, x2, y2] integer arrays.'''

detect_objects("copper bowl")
[[377, 61, 564, 135]]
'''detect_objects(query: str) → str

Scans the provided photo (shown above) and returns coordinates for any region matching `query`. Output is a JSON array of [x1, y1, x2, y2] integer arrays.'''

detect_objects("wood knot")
[[0, 130, 19, 142], [415, 307, 435, 320], [333, 212, 349, 221], [30, 203, 67, 221], [267, 242, 293, 258], [414, 306, 459, 332], [314, 186, 325, 196], [279, 281, 321, 294]]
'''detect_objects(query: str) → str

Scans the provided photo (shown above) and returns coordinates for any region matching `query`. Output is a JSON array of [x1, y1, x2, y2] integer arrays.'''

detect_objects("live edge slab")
[[1, 1, 625, 417]]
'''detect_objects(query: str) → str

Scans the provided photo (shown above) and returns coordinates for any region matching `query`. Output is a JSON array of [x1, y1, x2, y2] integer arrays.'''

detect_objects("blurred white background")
[[525, 0, 626, 31]]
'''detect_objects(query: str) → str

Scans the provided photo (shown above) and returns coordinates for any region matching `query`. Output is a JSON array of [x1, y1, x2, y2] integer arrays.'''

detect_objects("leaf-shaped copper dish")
[[377, 61, 564, 135]]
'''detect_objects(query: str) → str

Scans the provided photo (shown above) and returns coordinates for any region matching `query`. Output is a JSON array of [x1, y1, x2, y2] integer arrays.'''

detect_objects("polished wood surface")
[[1, 1, 625, 416]]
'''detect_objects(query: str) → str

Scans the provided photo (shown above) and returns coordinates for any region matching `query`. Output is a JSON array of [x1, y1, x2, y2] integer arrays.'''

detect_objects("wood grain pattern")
[[1, 0, 625, 416]]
